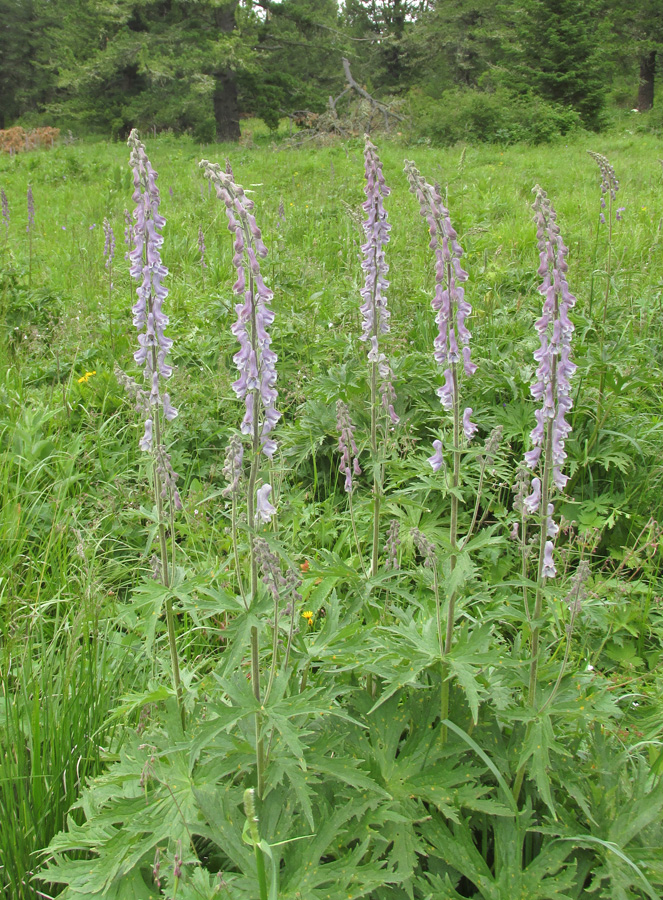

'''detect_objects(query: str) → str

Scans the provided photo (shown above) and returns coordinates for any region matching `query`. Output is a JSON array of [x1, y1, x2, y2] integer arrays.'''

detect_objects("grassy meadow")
[[1, 123, 663, 899]]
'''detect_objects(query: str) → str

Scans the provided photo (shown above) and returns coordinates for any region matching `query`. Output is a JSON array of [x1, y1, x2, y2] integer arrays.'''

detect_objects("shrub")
[[409, 87, 581, 146]]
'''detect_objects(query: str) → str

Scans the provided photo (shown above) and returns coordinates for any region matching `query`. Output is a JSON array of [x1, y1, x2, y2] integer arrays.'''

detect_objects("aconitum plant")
[[523, 184, 577, 706], [123, 129, 183, 724], [200, 156, 280, 800], [360, 137, 398, 576], [405, 160, 477, 732]]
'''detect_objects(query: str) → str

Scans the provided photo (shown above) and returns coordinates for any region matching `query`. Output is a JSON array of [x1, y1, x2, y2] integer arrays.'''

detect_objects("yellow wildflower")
[[77, 370, 97, 384], [302, 610, 314, 626]]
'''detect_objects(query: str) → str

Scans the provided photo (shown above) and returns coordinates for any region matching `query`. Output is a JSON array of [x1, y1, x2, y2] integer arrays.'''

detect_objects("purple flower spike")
[[256, 484, 276, 523], [1, 188, 9, 237], [198, 226, 207, 270], [337, 400, 361, 493], [521, 185, 577, 576], [200, 158, 280, 461], [428, 439, 444, 473], [103, 218, 115, 271], [127, 129, 177, 431], [361, 137, 399, 425], [26, 185, 34, 234], [405, 160, 478, 462]]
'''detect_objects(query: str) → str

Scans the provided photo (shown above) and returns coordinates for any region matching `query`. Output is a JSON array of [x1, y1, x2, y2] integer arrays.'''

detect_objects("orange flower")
[[300, 560, 310, 573]]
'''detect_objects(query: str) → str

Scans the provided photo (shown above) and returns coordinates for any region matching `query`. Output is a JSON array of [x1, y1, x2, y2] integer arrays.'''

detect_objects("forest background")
[[2, 0, 663, 145]]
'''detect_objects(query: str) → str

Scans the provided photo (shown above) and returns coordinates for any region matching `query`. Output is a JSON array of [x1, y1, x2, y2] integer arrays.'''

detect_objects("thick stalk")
[[446, 361, 460, 655], [370, 356, 381, 577], [527, 366, 556, 707], [244, 790, 268, 900], [152, 397, 184, 729], [513, 364, 557, 804]]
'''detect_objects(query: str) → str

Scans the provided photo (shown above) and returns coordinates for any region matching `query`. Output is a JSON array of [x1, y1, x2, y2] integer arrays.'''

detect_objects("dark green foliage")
[[500, 0, 608, 128]]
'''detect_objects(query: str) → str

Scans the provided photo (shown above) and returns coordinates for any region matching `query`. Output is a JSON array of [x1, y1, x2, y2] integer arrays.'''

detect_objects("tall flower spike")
[[26, 185, 34, 234], [361, 136, 399, 424], [404, 160, 477, 458], [587, 151, 619, 204], [127, 129, 177, 457], [1, 188, 9, 237], [199, 158, 280, 460], [103, 218, 115, 271], [524, 185, 578, 578]]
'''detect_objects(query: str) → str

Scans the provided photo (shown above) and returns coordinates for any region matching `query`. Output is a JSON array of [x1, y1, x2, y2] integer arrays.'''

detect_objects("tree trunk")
[[213, 0, 240, 142], [637, 50, 656, 112]]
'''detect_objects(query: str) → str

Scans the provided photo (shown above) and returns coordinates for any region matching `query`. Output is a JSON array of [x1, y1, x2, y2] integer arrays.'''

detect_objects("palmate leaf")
[[516, 713, 568, 817], [44, 739, 209, 898], [422, 815, 578, 900]]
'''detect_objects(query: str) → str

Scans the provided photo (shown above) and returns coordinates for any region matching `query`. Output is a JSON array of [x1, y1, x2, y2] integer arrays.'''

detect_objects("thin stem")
[[231, 494, 247, 608], [349, 491, 368, 578], [597, 191, 613, 417], [522, 515, 530, 623], [264, 590, 280, 705], [461, 453, 487, 550], [108, 260, 114, 356]]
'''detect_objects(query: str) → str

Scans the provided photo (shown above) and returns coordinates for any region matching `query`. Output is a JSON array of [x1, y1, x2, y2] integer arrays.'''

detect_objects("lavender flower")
[[428, 439, 444, 473], [361, 137, 399, 425], [404, 160, 477, 457], [523, 186, 578, 578], [256, 484, 276, 523], [103, 217, 115, 271], [1, 188, 9, 237], [463, 407, 478, 441], [199, 158, 280, 460], [127, 129, 177, 459], [336, 400, 361, 493], [26, 185, 34, 234]]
